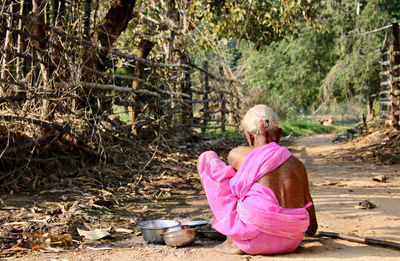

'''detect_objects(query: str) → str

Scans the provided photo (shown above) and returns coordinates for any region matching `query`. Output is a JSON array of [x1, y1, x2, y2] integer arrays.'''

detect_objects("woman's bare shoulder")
[[281, 155, 307, 175], [227, 146, 254, 170]]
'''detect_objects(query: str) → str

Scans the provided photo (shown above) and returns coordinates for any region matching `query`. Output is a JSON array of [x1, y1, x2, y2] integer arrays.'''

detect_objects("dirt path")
[[4, 134, 400, 260]]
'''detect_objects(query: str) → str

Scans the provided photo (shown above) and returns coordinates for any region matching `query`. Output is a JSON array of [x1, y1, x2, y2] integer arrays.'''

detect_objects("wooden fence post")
[[0, 3, 14, 97], [392, 22, 400, 127], [379, 42, 390, 124], [202, 61, 209, 133], [182, 71, 192, 128], [219, 65, 226, 132]]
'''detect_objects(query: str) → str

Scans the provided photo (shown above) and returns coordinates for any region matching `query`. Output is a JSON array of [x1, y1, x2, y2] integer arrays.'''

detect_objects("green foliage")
[[189, 0, 319, 49], [112, 105, 130, 124], [239, 24, 337, 116], [281, 119, 335, 137], [237, 0, 398, 118], [380, 0, 400, 20], [322, 0, 393, 107], [107, 0, 397, 123], [201, 127, 245, 142], [201, 119, 337, 140]]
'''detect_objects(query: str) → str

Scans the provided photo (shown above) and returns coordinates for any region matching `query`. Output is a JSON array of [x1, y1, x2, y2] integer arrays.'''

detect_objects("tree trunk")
[[15, 0, 26, 81], [0, 3, 14, 97], [128, 39, 155, 135], [91, 0, 136, 48], [367, 95, 374, 120], [88, 0, 136, 75]]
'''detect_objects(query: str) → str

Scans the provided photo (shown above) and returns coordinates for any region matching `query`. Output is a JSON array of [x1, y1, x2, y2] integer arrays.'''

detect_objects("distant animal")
[[319, 118, 335, 126]]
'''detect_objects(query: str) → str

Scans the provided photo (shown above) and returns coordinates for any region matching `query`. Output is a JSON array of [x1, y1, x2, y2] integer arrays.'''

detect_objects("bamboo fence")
[[0, 6, 244, 189], [379, 23, 400, 127]]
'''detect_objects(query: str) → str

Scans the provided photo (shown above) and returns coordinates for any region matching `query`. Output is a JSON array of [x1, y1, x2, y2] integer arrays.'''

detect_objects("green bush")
[[281, 119, 335, 137]]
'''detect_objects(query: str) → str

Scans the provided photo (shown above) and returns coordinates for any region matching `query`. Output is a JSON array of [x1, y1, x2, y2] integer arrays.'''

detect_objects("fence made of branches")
[[379, 23, 400, 127], [0, 2, 243, 191]]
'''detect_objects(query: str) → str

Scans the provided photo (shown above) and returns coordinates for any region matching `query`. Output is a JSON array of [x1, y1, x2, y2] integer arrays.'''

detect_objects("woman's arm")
[[304, 172, 318, 236], [227, 146, 254, 171]]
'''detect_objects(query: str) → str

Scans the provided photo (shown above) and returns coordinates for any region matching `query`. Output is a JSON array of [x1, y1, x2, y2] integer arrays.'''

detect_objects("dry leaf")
[[3, 222, 29, 226], [115, 228, 133, 233], [21, 231, 72, 247], [372, 175, 388, 182], [31, 245, 46, 251], [77, 228, 110, 241], [5, 247, 30, 252]]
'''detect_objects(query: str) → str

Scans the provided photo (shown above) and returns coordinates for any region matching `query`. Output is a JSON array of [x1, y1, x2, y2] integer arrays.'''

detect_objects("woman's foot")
[[213, 237, 244, 255]]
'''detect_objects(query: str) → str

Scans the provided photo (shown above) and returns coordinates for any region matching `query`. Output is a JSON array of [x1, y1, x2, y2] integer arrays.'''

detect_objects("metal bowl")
[[166, 226, 183, 233], [137, 220, 181, 244], [162, 228, 196, 247]]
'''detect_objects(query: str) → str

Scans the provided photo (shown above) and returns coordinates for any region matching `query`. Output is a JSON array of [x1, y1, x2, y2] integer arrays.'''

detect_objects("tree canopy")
[[236, 0, 398, 117]]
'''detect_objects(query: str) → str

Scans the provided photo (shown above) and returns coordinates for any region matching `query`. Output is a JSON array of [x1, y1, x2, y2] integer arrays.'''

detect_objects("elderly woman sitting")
[[198, 104, 318, 255]]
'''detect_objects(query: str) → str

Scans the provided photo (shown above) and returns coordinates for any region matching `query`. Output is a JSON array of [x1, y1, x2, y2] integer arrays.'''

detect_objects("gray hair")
[[240, 104, 278, 133]]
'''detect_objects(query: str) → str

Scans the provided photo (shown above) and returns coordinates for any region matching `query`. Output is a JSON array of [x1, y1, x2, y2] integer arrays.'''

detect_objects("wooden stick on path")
[[316, 231, 400, 250]]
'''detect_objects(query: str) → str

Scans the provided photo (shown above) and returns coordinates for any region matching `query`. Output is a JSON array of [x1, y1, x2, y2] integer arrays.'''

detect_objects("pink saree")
[[198, 142, 311, 255]]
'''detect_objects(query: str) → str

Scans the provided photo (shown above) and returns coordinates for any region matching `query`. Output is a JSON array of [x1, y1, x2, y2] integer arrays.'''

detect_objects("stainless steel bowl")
[[162, 228, 196, 247], [137, 220, 181, 244], [166, 226, 183, 233]]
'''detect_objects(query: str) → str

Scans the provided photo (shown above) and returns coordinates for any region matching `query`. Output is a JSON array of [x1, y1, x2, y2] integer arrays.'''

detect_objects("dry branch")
[[316, 231, 400, 250], [82, 65, 147, 83], [81, 68, 190, 97], [157, 89, 190, 98], [0, 48, 54, 69], [5, 12, 192, 69], [199, 108, 232, 114], [0, 115, 109, 162], [0, 95, 24, 104], [184, 98, 227, 103], [105, 96, 143, 109], [75, 82, 190, 98], [78, 82, 161, 97], [189, 87, 233, 96], [3, 11, 244, 85], [0, 24, 63, 53], [0, 77, 25, 88], [192, 117, 226, 123], [190, 124, 235, 129]]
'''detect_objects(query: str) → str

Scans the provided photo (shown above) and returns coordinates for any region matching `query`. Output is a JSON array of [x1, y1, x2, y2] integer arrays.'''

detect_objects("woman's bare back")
[[228, 147, 318, 236]]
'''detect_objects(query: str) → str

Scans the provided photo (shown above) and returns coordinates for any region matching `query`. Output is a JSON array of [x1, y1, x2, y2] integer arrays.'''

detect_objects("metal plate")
[[180, 220, 209, 228], [137, 220, 180, 229]]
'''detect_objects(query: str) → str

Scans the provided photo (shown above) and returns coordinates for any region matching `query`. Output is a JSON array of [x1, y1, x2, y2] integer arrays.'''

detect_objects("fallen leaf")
[[372, 175, 388, 182], [138, 205, 148, 213], [21, 231, 73, 247], [5, 247, 30, 252], [85, 246, 112, 250], [3, 222, 29, 226], [77, 228, 110, 241], [32, 245, 46, 251], [0, 206, 19, 210], [115, 228, 133, 233]]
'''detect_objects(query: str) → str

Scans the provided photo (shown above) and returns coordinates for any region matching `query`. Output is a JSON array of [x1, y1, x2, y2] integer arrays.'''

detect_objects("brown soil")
[[1, 130, 400, 260]]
